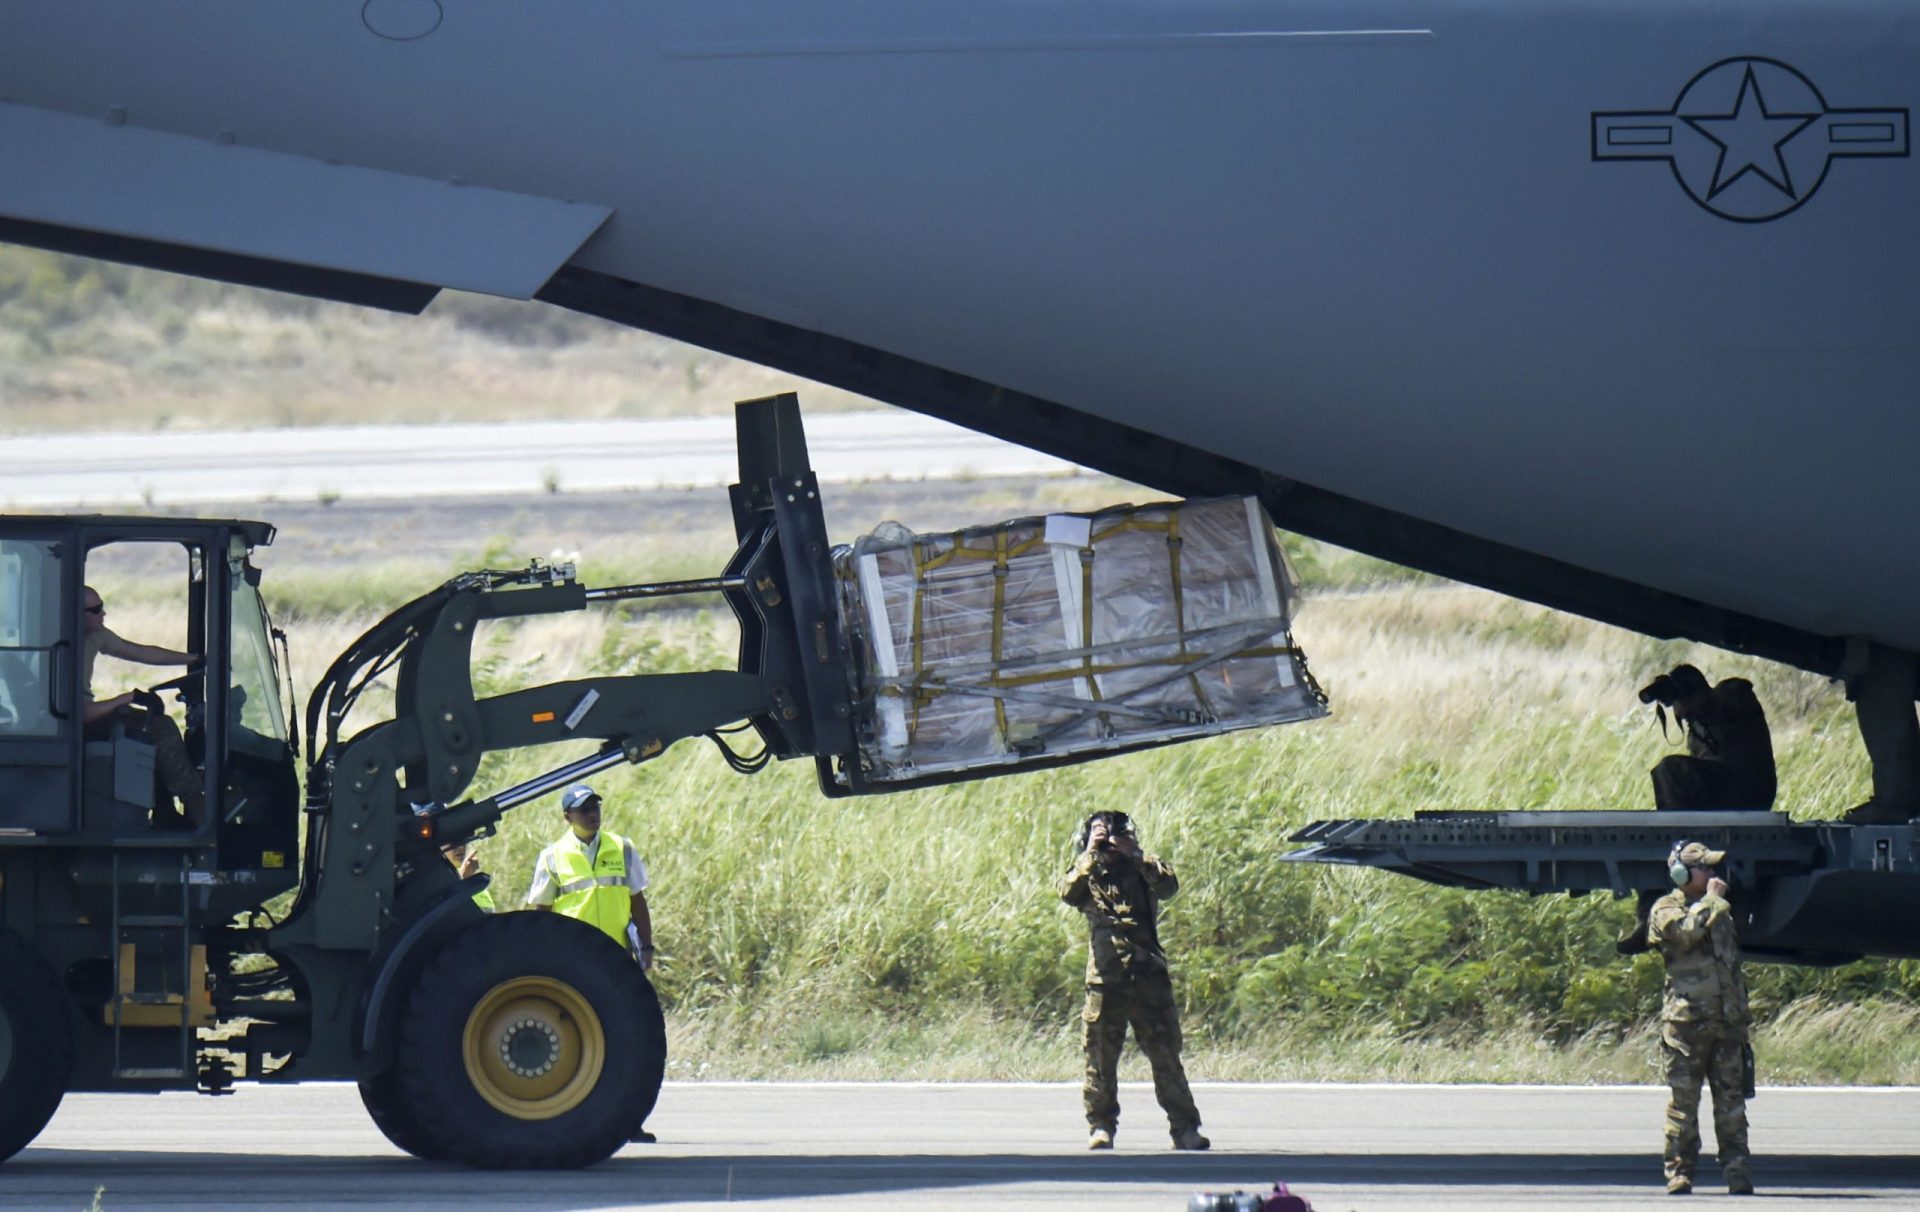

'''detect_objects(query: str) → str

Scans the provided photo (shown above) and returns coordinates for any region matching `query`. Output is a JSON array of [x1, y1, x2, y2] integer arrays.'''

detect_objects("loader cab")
[[0, 517, 297, 882]]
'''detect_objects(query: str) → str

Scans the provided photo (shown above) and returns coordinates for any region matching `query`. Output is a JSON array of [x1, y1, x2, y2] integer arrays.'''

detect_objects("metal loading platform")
[[1283, 811, 1920, 966]]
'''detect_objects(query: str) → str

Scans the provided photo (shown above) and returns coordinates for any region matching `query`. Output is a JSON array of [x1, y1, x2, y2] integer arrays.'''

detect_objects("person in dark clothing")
[[1619, 664, 1777, 955], [1645, 664, 1776, 812]]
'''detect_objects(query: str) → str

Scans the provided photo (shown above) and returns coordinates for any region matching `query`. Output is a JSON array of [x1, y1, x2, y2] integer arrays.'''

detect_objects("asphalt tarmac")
[[10, 1081, 1920, 1211]]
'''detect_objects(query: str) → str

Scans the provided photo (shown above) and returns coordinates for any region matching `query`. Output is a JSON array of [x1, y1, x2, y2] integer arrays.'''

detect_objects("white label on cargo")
[[1044, 514, 1093, 548]]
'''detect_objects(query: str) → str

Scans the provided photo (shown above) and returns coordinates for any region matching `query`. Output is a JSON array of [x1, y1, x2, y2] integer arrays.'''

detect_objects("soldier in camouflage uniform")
[[1648, 840, 1754, 1196], [1059, 810, 1208, 1151]]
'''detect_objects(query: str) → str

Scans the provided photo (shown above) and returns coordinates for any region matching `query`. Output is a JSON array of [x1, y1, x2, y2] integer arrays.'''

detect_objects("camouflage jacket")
[[1649, 888, 1749, 1026], [1059, 849, 1179, 988]]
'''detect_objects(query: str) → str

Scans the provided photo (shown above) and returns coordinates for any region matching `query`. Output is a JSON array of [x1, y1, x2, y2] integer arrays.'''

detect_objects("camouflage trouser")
[[1661, 1019, 1750, 1187], [1081, 970, 1201, 1135]]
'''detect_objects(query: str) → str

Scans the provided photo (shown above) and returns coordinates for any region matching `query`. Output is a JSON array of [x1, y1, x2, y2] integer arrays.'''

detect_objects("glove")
[[132, 688, 166, 715]]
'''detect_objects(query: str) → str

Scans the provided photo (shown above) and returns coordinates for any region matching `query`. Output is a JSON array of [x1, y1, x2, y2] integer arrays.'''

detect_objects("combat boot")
[[1171, 1127, 1210, 1151], [1088, 1127, 1113, 1150], [1724, 1163, 1754, 1195], [1666, 1175, 1692, 1195]]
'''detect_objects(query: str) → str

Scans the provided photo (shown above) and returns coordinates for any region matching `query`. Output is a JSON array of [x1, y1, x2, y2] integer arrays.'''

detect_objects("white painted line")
[[662, 1079, 1920, 1094]]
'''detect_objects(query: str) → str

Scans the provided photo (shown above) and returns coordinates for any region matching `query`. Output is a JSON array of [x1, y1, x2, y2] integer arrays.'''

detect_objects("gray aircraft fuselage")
[[0, 1, 1913, 673]]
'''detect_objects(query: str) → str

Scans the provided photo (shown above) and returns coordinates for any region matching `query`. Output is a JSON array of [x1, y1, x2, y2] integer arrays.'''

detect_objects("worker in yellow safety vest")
[[526, 782, 659, 1143], [527, 784, 655, 965]]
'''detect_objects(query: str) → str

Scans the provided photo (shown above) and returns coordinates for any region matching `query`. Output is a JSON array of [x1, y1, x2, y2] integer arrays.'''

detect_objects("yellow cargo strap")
[[990, 528, 1010, 740], [1163, 511, 1215, 718]]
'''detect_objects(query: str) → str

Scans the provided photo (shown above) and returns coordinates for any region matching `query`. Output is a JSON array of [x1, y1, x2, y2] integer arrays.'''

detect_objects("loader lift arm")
[[271, 393, 856, 957]]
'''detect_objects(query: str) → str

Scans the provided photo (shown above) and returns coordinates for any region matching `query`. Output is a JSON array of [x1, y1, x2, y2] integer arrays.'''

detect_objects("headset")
[[1669, 841, 1698, 887]]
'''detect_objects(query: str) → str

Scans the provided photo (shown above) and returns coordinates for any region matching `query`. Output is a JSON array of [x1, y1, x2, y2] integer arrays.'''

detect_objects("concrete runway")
[[0, 412, 1075, 508], [10, 1082, 1920, 1211]]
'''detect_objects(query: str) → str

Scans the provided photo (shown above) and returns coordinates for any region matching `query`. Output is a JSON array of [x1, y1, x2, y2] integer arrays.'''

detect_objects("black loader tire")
[[394, 912, 665, 1169], [0, 929, 74, 1165], [358, 1062, 452, 1161]]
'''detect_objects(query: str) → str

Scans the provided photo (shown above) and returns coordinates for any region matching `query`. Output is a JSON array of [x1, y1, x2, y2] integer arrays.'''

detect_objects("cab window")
[[0, 538, 63, 737]]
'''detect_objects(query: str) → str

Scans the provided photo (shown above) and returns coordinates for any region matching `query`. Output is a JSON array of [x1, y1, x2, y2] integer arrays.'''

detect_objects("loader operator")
[[527, 782, 658, 1143], [1649, 841, 1755, 1197], [1059, 810, 1209, 1152], [1619, 664, 1776, 954], [81, 586, 205, 826]]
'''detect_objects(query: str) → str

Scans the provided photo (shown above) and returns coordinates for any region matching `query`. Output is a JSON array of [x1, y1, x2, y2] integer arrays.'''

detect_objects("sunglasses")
[[84, 605, 104, 615]]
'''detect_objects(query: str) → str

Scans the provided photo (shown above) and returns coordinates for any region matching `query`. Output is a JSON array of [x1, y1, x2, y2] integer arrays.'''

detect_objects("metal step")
[[109, 851, 198, 1083]]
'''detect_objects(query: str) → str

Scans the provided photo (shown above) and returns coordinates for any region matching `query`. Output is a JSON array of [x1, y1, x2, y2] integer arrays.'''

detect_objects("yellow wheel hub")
[[461, 976, 606, 1120]]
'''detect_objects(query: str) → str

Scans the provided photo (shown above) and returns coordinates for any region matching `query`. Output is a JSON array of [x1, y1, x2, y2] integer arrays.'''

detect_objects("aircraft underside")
[[0, 1, 1911, 665]]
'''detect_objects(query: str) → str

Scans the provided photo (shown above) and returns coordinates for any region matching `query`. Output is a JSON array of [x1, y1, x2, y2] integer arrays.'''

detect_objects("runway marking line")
[[661, 1080, 1918, 1094]]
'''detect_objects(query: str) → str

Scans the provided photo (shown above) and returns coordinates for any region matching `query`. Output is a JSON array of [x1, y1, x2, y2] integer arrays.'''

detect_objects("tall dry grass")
[[0, 247, 878, 432], [79, 504, 1917, 1084]]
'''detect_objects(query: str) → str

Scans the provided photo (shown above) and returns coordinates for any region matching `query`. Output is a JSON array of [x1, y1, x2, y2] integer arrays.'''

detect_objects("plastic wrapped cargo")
[[834, 495, 1326, 785]]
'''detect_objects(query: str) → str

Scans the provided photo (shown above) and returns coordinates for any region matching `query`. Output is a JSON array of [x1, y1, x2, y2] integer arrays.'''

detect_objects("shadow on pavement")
[[6, 1150, 1917, 1206]]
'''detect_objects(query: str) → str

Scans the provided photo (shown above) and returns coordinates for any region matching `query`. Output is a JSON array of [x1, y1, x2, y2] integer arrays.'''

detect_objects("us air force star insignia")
[[1592, 57, 1908, 222]]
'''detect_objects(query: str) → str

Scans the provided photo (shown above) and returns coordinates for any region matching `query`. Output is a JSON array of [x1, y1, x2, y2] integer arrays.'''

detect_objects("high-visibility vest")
[[544, 831, 633, 944]]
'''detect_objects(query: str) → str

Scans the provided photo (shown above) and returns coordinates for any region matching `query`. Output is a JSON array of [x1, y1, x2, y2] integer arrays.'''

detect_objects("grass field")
[[82, 478, 1920, 1086], [0, 247, 877, 432]]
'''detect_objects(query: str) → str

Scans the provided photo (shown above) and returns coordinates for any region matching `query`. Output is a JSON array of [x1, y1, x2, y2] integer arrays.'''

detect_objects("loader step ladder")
[[107, 852, 201, 1081]]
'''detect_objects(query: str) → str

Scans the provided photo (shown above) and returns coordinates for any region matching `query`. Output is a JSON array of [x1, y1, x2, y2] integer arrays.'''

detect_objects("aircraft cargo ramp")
[[1283, 811, 1920, 966]]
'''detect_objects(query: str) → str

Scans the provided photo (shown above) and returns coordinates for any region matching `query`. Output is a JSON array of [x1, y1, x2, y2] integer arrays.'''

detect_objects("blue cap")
[[561, 784, 601, 811]]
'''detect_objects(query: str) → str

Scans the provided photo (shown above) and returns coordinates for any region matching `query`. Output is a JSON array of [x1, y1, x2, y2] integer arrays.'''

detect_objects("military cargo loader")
[[0, 394, 1324, 1168]]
